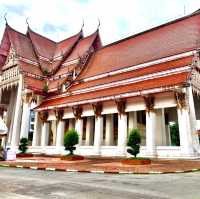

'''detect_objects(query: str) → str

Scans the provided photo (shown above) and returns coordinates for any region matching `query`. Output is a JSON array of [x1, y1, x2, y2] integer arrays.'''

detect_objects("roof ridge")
[[80, 29, 98, 40], [98, 8, 200, 51], [57, 29, 83, 44], [6, 24, 27, 37], [27, 27, 56, 44]]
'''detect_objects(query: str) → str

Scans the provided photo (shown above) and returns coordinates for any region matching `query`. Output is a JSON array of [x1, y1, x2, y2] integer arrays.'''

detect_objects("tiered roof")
[[36, 9, 200, 110], [0, 23, 101, 93], [1, 9, 200, 111]]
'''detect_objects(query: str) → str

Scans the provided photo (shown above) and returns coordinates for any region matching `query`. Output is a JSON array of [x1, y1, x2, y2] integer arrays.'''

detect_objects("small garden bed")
[[16, 153, 34, 158], [122, 128, 151, 165], [121, 158, 151, 165], [61, 155, 84, 161], [61, 128, 85, 161]]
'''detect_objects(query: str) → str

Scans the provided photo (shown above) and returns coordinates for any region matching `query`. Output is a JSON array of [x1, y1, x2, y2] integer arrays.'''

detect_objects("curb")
[[0, 164, 200, 174]]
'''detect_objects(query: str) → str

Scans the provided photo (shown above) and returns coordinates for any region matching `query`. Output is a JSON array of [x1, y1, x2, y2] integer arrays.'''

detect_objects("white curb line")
[[45, 168, 56, 171]]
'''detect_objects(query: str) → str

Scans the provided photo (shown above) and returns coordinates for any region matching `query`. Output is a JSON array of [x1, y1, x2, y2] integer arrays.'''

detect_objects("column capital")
[[22, 92, 36, 104], [38, 111, 48, 123], [72, 106, 82, 120], [55, 109, 64, 121], [143, 95, 155, 113], [174, 91, 187, 110], [92, 102, 102, 117], [115, 99, 126, 116]]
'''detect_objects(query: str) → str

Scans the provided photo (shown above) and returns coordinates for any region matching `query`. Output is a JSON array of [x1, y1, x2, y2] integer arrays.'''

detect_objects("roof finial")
[[26, 17, 30, 28], [81, 19, 84, 30], [97, 18, 100, 29], [4, 13, 8, 25]]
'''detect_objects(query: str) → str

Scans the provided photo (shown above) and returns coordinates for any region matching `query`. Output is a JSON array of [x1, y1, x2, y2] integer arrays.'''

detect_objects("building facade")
[[0, 10, 200, 158]]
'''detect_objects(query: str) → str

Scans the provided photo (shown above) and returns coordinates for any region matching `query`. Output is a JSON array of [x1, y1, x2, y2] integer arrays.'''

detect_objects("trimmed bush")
[[64, 128, 79, 155], [19, 137, 28, 154], [127, 128, 141, 158], [170, 122, 180, 146]]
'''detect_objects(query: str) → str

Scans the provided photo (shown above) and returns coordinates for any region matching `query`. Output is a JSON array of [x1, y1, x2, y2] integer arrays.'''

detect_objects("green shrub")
[[64, 128, 79, 155], [170, 122, 180, 146], [19, 137, 28, 154], [127, 128, 141, 158]]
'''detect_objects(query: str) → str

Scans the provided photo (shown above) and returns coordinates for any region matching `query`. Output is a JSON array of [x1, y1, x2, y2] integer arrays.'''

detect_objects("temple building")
[[0, 9, 200, 158]]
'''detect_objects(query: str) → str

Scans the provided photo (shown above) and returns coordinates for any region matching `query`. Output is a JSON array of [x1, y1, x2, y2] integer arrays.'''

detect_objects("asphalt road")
[[0, 167, 199, 199]]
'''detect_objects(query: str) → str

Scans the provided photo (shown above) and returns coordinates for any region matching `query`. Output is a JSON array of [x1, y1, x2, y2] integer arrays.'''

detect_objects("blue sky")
[[0, 0, 200, 45]]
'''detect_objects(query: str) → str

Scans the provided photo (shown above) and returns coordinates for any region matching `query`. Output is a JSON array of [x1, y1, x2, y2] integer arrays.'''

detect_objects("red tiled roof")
[[78, 14, 200, 80], [55, 64, 76, 76], [54, 31, 82, 58], [4, 25, 38, 62], [48, 78, 65, 91], [69, 56, 193, 92], [18, 61, 43, 76], [64, 31, 99, 62], [27, 27, 56, 59], [23, 76, 45, 91], [36, 72, 189, 110]]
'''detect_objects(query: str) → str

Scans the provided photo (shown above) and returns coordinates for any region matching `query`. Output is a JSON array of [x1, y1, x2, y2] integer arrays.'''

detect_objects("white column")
[[128, 112, 137, 131], [177, 108, 194, 156], [41, 122, 50, 147], [94, 116, 103, 154], [187, 86, 200, 149], [7, 89, 17, 144], [85, 117, 94, 146], [146, 111, 156, 156], [105, 114, 114, 146], [1, 137, 6, 148], [11, 75, 23, 147], [32, 111, 42, 146], [75, 119, 83, 146], [155, 109, 167, 146], [56, 120, 65, 147], [118, 114, 127, 156], [32, 96, 42, 146], [20, 99, 31, 139]]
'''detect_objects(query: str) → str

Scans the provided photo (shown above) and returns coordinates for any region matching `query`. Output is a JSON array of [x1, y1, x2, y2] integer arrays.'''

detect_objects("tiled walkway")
[[1, 156, 200, 174]]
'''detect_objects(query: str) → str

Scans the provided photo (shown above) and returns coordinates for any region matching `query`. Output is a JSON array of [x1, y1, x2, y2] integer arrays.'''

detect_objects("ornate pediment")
[[4, 47, 17, 69]]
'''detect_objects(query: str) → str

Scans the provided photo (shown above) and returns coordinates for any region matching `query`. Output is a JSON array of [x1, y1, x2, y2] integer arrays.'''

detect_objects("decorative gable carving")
[[4, 47, 17, 68]]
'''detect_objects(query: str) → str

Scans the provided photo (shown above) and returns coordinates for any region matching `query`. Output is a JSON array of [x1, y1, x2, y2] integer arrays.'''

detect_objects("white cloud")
[[0, 0, 200, 45]]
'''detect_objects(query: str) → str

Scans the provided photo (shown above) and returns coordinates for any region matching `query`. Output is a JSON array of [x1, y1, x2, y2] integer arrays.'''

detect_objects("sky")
[[0, 0, 200, 45]]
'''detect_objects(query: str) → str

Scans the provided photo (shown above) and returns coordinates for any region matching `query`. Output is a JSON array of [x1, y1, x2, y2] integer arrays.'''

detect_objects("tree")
[[19, 137, 28, 154], [127, 128, 141, 158], [64, 128, 79, 155]]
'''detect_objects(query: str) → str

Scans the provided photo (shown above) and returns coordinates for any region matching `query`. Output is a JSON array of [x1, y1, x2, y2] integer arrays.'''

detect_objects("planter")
[[121, 159, 151, 165], [61, 155, 84, 161], [16, 153, 34, 158]]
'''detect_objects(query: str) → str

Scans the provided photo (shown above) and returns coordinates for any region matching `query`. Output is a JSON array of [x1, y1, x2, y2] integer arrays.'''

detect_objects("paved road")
[[0, 167, 199, 199]]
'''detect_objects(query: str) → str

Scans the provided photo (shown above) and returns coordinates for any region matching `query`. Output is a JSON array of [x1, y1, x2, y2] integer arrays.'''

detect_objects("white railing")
[[1, 66, 19, 84]]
